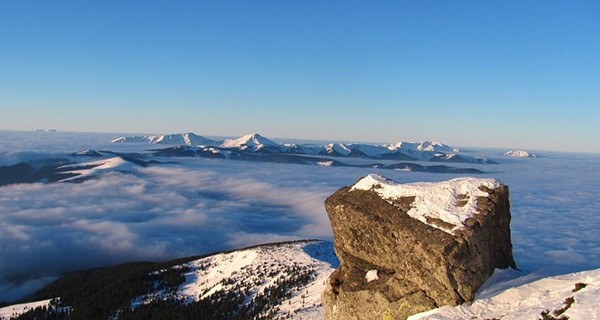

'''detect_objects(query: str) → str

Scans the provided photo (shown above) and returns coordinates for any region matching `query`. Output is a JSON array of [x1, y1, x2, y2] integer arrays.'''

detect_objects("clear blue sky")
[[1, 1, 599, 152]]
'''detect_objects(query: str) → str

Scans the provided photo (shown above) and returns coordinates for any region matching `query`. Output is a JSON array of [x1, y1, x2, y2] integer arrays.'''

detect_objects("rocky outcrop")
[[322, 174, 516, 320]]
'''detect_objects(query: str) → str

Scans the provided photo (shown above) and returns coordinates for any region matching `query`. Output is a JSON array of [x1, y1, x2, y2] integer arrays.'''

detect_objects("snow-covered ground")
[[131, 241, 335, 319], [0, 130, 599, 318], [0, 299, 52, 320], [410, 268, 600, 319]]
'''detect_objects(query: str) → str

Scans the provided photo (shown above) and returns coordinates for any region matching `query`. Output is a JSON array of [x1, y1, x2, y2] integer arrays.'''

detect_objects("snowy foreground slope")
[[2, 240, 599, 320], [410, 268, 600, 319]]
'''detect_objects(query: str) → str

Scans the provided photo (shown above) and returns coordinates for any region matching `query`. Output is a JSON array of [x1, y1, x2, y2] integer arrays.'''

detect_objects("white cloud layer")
[[1, 131, 600, 302]]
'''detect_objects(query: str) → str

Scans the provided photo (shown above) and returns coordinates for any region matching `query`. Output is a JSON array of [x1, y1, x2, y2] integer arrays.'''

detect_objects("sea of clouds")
[[1, 131, 599, 301]]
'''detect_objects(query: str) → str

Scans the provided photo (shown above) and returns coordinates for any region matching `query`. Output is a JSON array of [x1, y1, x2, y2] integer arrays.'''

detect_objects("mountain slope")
[[3, 240, 336, 320], [56, 157, 143, 182]]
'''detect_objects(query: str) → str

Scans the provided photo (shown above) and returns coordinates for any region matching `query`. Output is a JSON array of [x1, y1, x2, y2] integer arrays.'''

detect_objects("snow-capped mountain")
[[504, 149, 538, 158], [391, 140, 458, 153], [220, 133, 279, 151], [111, 133, 218, 146]]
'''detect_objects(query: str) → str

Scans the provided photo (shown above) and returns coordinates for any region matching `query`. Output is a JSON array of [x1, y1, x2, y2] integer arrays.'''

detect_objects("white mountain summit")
[[504, 149, 538, 158], [220, 133, 279, 151]]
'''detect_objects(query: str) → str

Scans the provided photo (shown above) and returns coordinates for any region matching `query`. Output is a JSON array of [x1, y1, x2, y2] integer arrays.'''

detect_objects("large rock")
[[322, 174, 516, 320]]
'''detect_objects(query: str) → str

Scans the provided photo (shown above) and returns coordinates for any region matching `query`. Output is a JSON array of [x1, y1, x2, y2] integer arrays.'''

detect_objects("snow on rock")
[[504, 149, 538, 158], [220, 133, 279, 151], [350, 174, 504, 234], [0, 299, 53, 320], [409, 267, 600, 320], [111, 133, 217, 146], [365, 270, 379, 282]]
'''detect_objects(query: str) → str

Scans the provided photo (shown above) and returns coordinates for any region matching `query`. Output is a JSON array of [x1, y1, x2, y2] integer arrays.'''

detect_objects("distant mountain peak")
[[504, 150, 537, 158], [220, 133, 279, 150]]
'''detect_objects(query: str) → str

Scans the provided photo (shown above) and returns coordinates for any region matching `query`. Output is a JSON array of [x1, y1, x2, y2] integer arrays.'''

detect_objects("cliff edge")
[[322, 174, 516, 320]]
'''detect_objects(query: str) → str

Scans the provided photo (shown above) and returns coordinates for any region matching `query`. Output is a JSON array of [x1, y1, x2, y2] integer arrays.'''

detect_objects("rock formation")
[[322, 174, 516, 320]]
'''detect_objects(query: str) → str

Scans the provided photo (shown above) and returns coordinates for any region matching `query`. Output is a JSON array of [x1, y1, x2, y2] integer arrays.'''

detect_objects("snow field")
[[409, 268, 600, 319]]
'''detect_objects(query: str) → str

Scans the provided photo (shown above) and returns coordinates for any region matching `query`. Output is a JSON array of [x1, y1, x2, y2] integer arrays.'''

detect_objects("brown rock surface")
[[322, 175, 516, 320]]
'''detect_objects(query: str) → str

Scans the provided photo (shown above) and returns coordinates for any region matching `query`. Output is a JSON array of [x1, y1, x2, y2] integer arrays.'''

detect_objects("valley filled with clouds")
[[1, 131, 599, 301]]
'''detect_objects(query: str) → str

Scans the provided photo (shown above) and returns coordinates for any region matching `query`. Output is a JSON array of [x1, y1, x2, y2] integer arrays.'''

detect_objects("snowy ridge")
[[351, 174, 503, 234], [131, 241, 336, 320], [392, 140, 458, 153], [111, 133, 217, 146], [57, 157, 141, 182], [409, 268, 600, 320]]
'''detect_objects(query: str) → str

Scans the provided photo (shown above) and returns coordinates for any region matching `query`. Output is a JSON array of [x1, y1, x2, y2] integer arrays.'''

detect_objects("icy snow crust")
[[351, 174, 503, 234]]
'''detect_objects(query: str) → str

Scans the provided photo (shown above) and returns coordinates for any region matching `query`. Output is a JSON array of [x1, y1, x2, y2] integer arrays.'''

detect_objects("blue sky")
[[1, 1, 599, 152]]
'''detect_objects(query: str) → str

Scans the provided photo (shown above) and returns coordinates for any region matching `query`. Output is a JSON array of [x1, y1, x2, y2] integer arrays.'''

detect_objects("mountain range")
[[0, 133, 494, 186], [111, 133, 494, 164]]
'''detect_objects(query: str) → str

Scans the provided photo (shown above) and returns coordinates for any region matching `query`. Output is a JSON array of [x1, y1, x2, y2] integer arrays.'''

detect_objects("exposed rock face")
[[322, 174, 516, 320]]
